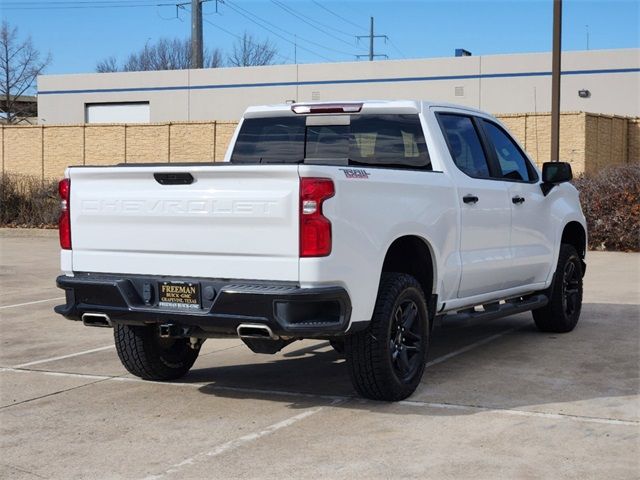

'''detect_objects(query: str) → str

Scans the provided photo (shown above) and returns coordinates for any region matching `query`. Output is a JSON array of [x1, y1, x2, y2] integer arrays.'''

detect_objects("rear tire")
[[114, 324, 199, 380], [532, 244, 583, 333], [345, 273, 430, 401]]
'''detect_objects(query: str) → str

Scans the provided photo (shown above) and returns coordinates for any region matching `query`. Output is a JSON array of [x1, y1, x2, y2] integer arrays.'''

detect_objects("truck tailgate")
[[69, 165, 300, 281]]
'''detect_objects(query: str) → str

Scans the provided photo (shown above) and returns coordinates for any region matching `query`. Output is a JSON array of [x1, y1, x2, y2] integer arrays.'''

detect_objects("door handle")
[[154, 172, 194, 185], [463, 194, 479, 204], [512, 195, 525, 205]]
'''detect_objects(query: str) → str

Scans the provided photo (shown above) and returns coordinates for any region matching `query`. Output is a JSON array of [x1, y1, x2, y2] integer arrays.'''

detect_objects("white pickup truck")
[[55, 100, 587, 401]]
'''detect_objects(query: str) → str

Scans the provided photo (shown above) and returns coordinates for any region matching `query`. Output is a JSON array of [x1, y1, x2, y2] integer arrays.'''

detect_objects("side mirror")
[[541, 162, 573, 195]]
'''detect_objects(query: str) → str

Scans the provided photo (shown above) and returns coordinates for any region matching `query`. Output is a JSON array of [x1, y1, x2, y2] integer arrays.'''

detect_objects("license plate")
[[158, 282, 201, 310]]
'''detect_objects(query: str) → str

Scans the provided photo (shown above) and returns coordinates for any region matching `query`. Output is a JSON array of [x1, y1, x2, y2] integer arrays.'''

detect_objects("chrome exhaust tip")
[[236, 324, 278, 340], [81, 312, 112, 328]]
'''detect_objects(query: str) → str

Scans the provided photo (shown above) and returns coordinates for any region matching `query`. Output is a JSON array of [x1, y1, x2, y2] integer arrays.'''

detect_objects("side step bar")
[[438, 294, 548, 323]]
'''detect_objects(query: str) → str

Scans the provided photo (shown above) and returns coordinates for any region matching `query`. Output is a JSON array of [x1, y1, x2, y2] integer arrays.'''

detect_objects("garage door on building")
[[85, 102, 150, 123]]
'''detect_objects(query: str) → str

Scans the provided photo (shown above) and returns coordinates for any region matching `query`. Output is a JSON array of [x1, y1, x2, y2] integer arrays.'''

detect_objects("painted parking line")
[[8, 342, 243, 370], [426, 326, 521, 368], [7, 324, 520, 376], [11, 345, 115, 368], [0, 296, 65, 310], [143, 403, 338, 480], [2, 367, 637, 427], [398, 400, 639, 427]]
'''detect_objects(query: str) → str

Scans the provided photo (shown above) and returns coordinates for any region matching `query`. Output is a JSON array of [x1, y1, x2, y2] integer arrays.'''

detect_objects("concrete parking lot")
[[1, 229, 638, 479]]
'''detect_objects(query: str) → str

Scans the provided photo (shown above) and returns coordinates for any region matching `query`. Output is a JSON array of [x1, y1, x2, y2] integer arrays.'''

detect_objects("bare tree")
[[0, 21, 51, 124], [96, 38, 222, 72], [96, 56, 119, 73], [227, 33, 277, 67]]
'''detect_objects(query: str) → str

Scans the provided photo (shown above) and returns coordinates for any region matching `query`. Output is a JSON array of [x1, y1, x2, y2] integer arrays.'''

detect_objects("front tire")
[[345, 273, 430, 401], [532, 244, 584, 333], [114, 324, 199, 380]]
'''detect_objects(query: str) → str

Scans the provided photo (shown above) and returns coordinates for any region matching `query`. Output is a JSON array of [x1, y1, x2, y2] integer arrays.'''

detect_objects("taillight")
[[58, 178, 71, 250], [300, 178, 334, 257]]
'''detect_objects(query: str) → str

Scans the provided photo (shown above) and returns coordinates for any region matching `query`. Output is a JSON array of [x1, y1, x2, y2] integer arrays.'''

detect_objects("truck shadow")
[[190, 302, 639, 417]]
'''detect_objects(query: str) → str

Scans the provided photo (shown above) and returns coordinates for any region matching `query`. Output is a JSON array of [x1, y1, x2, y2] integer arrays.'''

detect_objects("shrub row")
[[0, 174, 59, 228], [1, 166, 638, 250], [573, 165, 639, 252]]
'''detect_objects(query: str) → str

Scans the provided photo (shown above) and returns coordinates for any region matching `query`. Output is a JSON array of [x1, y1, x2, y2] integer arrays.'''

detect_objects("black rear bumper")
[[55, 273, 353, 338]]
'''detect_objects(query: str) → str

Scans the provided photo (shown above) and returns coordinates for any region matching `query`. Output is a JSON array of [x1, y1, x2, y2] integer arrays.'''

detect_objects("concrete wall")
[[38, 49, 640, 124], [2, 113, 638, 181]]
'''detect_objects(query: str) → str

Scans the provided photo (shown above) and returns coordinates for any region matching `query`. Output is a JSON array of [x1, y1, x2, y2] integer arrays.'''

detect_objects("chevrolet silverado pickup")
[[55, 100, 587, 401]]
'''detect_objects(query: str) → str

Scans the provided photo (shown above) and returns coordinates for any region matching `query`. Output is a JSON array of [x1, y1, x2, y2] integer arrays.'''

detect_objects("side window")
[[437, 114, 491, 178], [481, 120, 532, 182]]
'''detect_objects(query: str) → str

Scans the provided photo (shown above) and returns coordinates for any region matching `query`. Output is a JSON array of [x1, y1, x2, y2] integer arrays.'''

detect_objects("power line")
[[223, 0, 357, 59], [197, 12, 294, 63], [2, 4, 162, 10], [269, 0, 360, 48], [2, 0, 154, 2], [180, 5, 294, 62], [216, 1, 338, 62], [388, 38, 407, 59], [2, 0, 154, 4], [270, 0, 359, 39], [310, 0, 367, 33]]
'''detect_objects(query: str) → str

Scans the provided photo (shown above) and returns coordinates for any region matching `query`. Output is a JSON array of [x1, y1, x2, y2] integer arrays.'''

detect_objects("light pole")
[[550, 0, 562, 162]]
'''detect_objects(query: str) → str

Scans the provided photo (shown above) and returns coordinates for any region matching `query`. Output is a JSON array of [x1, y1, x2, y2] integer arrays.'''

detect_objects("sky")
[[2, 0, 639, 78]]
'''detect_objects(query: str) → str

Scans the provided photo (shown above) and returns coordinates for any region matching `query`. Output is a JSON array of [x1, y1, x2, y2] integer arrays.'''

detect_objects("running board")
[[437, 294, 548, 324]]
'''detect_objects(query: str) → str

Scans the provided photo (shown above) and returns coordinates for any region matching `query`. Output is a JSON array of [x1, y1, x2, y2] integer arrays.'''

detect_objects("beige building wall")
[[38, 49, 640, 124], [1, 113, 638, 181]]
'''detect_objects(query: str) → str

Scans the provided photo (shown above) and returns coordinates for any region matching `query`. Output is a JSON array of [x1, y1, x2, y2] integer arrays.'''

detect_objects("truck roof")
[[243, 100, 489, 118]]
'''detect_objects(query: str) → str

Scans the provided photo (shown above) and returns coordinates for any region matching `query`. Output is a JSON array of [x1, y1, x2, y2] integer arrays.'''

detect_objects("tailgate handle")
[[154, 172, 194, 185]]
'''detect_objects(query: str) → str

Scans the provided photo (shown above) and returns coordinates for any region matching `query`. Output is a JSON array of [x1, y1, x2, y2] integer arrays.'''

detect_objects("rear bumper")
[[55, 273, 353, 338]]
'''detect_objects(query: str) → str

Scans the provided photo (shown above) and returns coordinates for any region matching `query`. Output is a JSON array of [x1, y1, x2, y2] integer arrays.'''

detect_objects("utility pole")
[[368, 16, 374, 61], [550, 0, 562, 162], [585, 24, 590, 50], [356, 17, 388, 61], [191, 0, 203, 69]]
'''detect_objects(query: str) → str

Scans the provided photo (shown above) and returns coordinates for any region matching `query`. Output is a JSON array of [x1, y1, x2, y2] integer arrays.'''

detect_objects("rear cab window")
[[231, 114, 431, 170]]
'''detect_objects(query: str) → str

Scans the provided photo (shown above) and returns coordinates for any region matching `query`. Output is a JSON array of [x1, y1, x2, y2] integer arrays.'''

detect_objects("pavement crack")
[[0, 462, 48, 479], [0, 378, 111, 410]]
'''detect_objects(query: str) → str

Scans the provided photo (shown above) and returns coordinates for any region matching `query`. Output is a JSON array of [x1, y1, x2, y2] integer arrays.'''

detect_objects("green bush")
[[573, 165, 640, 252], [0, 174, 59, 227]]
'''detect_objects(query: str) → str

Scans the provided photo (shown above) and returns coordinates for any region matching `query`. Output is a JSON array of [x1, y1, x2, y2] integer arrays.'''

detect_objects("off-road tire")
[[532, 243, 583, 333], [345, 273, 430, 401], [114, 324, 199, 380]]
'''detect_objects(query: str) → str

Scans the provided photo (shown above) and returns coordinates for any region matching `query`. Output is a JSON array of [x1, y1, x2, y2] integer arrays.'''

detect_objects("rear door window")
[[231, 114, 431, 170]]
